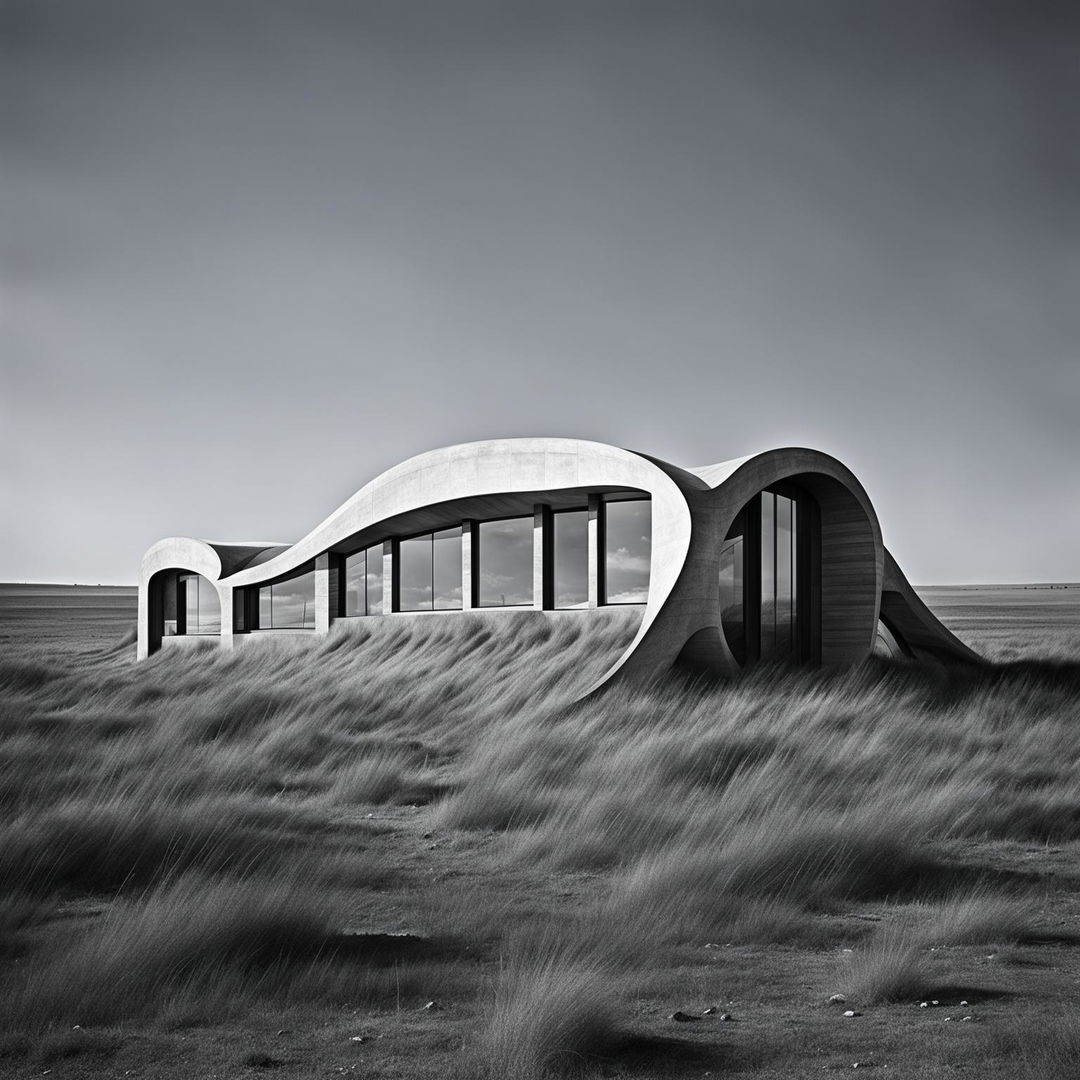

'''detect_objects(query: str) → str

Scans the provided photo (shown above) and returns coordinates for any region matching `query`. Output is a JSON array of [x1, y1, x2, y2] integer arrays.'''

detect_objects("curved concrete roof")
[[138, 437, 982, 681]]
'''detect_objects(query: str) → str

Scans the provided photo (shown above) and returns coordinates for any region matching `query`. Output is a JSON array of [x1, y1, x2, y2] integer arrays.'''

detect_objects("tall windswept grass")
[[843, 918, 929, 1004], [479, 942, 620, 1079], [4, 588, 1080, 1064], [0, 794, 305, 897], [603, 808, 936, 947], [2, 873, 338, 1028], [920, 889, 1034, 947], [841, 888, 1038, 1005]]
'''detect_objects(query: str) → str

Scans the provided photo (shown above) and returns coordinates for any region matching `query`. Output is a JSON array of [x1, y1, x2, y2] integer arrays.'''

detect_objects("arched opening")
[[719, 484, 821, 666], [872, 615, 911, 660], [146, 568, 221, 654]]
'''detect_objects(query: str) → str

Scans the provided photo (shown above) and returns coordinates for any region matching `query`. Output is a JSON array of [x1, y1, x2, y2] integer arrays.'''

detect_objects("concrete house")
[[138, 438, 980, 689]]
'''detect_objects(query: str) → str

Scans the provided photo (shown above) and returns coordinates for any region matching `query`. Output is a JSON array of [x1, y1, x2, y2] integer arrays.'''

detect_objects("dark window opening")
[[720, 487, 818, 666]]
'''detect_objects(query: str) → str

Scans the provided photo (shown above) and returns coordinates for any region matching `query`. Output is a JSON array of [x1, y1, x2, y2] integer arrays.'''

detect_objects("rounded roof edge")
[[138, 537, 224, 587]]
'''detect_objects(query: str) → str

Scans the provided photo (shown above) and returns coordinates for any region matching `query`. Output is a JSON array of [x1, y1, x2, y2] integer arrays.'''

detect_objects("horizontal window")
[[259, 569, 316, 629]]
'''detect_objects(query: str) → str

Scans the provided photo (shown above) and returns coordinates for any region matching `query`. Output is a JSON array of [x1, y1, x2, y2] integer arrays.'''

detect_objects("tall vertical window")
[[775, 494, 796, 659], [478, 517, 533, 607], [603, 498, 651, 604], [432, 528, 462, 609], [178, 573, 220, 635], [367, 547, 384, 614], [721, 488, 812, 667], [760, 492, 797, 661], [344, 545, 385, 616], [718, 533, 745, 663], [553, 509, 588, 609], [760, 494, 775, 655], [398, 529, 462, 612], [258, 569, 316, 629], [399, 534, 432, 611]]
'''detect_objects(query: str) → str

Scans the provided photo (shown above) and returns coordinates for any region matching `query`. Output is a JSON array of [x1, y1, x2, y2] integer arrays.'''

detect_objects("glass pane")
[[366, 544, 384, 615], [604, 499, 651, 604], [399, 534, 433, 612], [719, 535, 745, 664], [196, 575, 220, 635], [554, 510, 588, 609], [184, 575, 198, 634], [478, 517, 534, 607], [790, 498, 798, 634], [760, 493, 776, 656], [268, 570, 315, 628], [775, 495, 794, 658], [259, 585, 272, 629], [344, 551, 365, 617], [433, 527, 462, 610], [162, 577, 178, 636]]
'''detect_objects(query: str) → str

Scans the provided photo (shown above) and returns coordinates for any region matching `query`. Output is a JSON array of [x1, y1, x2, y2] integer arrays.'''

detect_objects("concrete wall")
[[136, 438, 979, 688]]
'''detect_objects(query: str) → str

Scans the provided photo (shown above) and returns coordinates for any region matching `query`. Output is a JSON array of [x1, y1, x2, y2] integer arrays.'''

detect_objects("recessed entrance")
[[719, 486, 820, 666]]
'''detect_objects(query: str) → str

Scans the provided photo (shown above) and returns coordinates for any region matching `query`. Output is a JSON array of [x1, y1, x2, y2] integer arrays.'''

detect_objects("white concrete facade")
[[137, 438, 982, 690]]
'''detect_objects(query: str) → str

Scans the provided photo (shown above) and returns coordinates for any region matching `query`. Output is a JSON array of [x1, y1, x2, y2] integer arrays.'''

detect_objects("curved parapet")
[[136, 437, 982, 688], [613, 447, 884, 683], [137, 539, 289, 660], [879, 549, 986, 667]]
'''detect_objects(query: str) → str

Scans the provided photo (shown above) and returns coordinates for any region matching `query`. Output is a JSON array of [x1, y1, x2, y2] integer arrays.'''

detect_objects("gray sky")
[[2, 0, 1077, 585]]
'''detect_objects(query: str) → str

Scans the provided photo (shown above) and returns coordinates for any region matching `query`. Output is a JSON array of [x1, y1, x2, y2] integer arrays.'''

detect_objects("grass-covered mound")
[[2, 601, 1080, 1078]]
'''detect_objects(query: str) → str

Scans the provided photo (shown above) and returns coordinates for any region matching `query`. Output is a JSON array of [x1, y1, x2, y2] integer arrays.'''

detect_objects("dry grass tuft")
[[920, 889, 1034, 947], [479, 943, 620, 1079], [843, 919, 929, 1004]]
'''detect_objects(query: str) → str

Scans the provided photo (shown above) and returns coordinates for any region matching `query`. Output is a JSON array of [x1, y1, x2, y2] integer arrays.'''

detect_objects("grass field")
[[1, 581, 1079, 1079]]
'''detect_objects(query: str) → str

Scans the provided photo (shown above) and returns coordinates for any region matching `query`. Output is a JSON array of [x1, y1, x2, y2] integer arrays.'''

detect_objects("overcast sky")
[[2, 0, 1077, 585]]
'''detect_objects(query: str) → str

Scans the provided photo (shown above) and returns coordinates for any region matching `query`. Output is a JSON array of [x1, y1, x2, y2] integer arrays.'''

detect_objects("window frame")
[[600, 494, 651, 606], [552, 506, 589, 610], [476, 514, 535, 609]]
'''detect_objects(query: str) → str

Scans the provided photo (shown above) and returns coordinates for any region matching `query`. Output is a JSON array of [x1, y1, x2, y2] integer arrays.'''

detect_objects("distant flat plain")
[[0, 584, 137, 653], [2, 581, 1077, 661]]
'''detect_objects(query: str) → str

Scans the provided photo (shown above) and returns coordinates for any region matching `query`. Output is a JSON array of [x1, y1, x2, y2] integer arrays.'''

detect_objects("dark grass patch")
[[0, 659, 55, 693], [326, 931, 455, 966], [37, 1026, 124, 1064], [0, 796, 303, 897], [603, 1032, 724, 1071], [241, 1050, 283, 1068], [187, 688, 304, 741], [989, 1014, 1080, 1079]]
